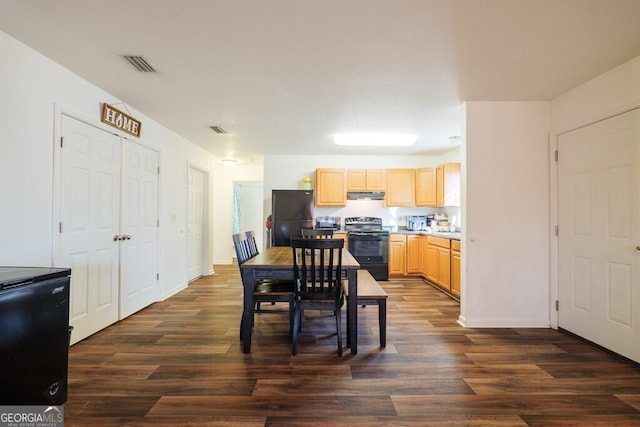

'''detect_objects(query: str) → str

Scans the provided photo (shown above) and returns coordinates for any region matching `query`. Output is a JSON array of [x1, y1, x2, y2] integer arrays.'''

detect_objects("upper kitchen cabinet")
[[436, 163, 461, 207], [385, 169, 415, 207], [315, 169, 346, 207], [347, 169, 386, 191], [415, 167, 437, 206]]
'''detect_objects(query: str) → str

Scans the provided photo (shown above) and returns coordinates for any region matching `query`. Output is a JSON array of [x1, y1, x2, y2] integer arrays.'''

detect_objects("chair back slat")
[[290, 237, 343, 301], [245, 230, 260, 257], [233, 230, 261, 266], [232, 231, 252, 265], [301, 229, 334, 239]]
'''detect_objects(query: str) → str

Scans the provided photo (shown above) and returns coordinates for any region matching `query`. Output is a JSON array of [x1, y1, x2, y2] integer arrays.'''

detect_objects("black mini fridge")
[[0, 267, 71, 405]]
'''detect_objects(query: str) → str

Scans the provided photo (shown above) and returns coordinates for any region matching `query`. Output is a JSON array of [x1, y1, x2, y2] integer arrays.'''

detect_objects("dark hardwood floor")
[[65, 264, 640, 426]]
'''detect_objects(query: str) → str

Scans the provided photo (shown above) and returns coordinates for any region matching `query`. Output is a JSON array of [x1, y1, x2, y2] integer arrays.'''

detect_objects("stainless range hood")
[[347, 191, 385, 201]]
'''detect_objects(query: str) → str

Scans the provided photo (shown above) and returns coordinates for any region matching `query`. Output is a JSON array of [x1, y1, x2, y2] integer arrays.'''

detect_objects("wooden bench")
[[343, 269, 388, 347]]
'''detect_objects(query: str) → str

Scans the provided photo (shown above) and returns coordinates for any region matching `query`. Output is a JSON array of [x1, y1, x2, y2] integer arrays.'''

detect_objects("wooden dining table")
[[240, 246, 361, 354]]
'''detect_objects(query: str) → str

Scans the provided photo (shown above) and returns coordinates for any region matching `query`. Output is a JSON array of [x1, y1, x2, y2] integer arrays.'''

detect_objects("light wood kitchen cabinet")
[[415, 167, 437, 206], [425, 236, 451, 292], [405, 234, 421, 274], [333, 232, 348, 250], [419, 235, 429, 276], [388, 234, 406, 277], [385, 169, 415, 207], [451, 239, 461, 299], [315, 169, 346, 207], [347, 169, 385, 191], [436, 162, 461, 207]]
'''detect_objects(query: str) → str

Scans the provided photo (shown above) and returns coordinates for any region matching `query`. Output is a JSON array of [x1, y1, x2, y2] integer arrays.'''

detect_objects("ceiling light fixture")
[[333, 133, 417, 147], [222, 159, 237, 167]]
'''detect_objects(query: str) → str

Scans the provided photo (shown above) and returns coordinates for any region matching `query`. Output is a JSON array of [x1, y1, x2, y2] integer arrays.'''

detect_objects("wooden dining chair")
[[290, 237, 344, 356], [233, 231, 295, 340], [301, 228, 334, 239]]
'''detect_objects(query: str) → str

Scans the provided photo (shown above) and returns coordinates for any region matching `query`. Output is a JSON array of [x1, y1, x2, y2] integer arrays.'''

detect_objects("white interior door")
[[187, 167, 204, 281], [558, 108, 640, 363], [59, 115, 120, 344], [120, 141, 159, 318]]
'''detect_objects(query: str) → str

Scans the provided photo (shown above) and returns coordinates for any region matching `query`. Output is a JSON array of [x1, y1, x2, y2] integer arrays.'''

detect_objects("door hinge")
[[59, 222, 63, 233], [555, 300, 559, 311], [156, 273, 159, 280], [157, 166, 160, 175], [157, 219, 160, 228], [555, 225, 559, 236], [554, 150, 558, 162], [60, 136, 64, 148]]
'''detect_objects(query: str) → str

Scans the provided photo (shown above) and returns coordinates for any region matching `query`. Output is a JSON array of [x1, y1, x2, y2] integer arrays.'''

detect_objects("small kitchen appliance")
[[315, 216, 341, 230], [406, 215, 428, 231]]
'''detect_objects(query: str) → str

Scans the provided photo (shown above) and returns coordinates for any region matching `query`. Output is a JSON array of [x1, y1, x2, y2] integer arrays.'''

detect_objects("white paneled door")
[[59, 114, 120, 344], [120, 141, 159, 318], [187, 166, 204, 282], [58, 115, 159, 343], [558, 108, 640, 363]]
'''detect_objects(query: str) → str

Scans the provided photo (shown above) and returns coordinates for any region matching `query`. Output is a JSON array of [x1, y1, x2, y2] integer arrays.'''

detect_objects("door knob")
[[636, 245, 640, 251], [122, 234, 131, 240], [114, 235, 121, 241]]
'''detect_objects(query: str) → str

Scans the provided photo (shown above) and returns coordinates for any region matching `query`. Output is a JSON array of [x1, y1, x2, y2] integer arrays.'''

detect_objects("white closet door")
[[120, 141, 159, 318], [558, 108, 640, 363], [59, 115, 120, 344], [187, 167, 204, 281]]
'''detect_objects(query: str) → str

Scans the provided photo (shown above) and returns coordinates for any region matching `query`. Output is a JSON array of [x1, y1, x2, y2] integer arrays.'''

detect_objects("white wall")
[[461, 101, 551, 327], [0, 30, 216, 300], [552, 55, 640, 134]]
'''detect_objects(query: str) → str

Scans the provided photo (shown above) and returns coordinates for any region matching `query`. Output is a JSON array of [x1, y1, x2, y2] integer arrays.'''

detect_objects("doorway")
[[233, 181, 264, 252]]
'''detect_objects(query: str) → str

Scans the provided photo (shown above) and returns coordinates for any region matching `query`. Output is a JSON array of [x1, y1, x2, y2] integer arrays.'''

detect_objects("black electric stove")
[[344, 217, 389, 280]]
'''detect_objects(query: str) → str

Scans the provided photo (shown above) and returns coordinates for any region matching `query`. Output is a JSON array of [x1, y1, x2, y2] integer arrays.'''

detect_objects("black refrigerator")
[[0, 266, 71, 405], [271, 189, 314, 246]]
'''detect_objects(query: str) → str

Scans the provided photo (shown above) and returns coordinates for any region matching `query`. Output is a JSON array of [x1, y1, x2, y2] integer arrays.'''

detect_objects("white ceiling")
[[2, 0, 640, 164]]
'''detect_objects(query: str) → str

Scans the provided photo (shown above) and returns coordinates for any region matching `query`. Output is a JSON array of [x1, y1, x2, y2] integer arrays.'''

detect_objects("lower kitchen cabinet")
[[388, 234, 406, 277], [405, 234, 421, 274], [333, 232, 348, 250], [419, 235, 429, 276], [451, 239, 461, 299], [390, 233, 460, 300], [425, 236, 451, 292]]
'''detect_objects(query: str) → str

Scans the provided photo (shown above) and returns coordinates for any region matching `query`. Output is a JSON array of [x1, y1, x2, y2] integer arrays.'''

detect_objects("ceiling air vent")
[[121, 55, 157, 73], [209, 126, 226, 134]]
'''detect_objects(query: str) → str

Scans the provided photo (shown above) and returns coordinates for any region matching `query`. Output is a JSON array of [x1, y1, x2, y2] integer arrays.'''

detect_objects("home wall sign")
[[101, 103, 142, 137]]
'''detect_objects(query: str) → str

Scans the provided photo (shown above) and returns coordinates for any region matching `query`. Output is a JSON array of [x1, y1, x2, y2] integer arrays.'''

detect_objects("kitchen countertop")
[[326, 228, 461, 241], [391, 229, 461, 240]]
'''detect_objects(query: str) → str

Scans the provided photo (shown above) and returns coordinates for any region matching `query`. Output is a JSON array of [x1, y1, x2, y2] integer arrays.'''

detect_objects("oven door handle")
[[348, 234, 387, 240]]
